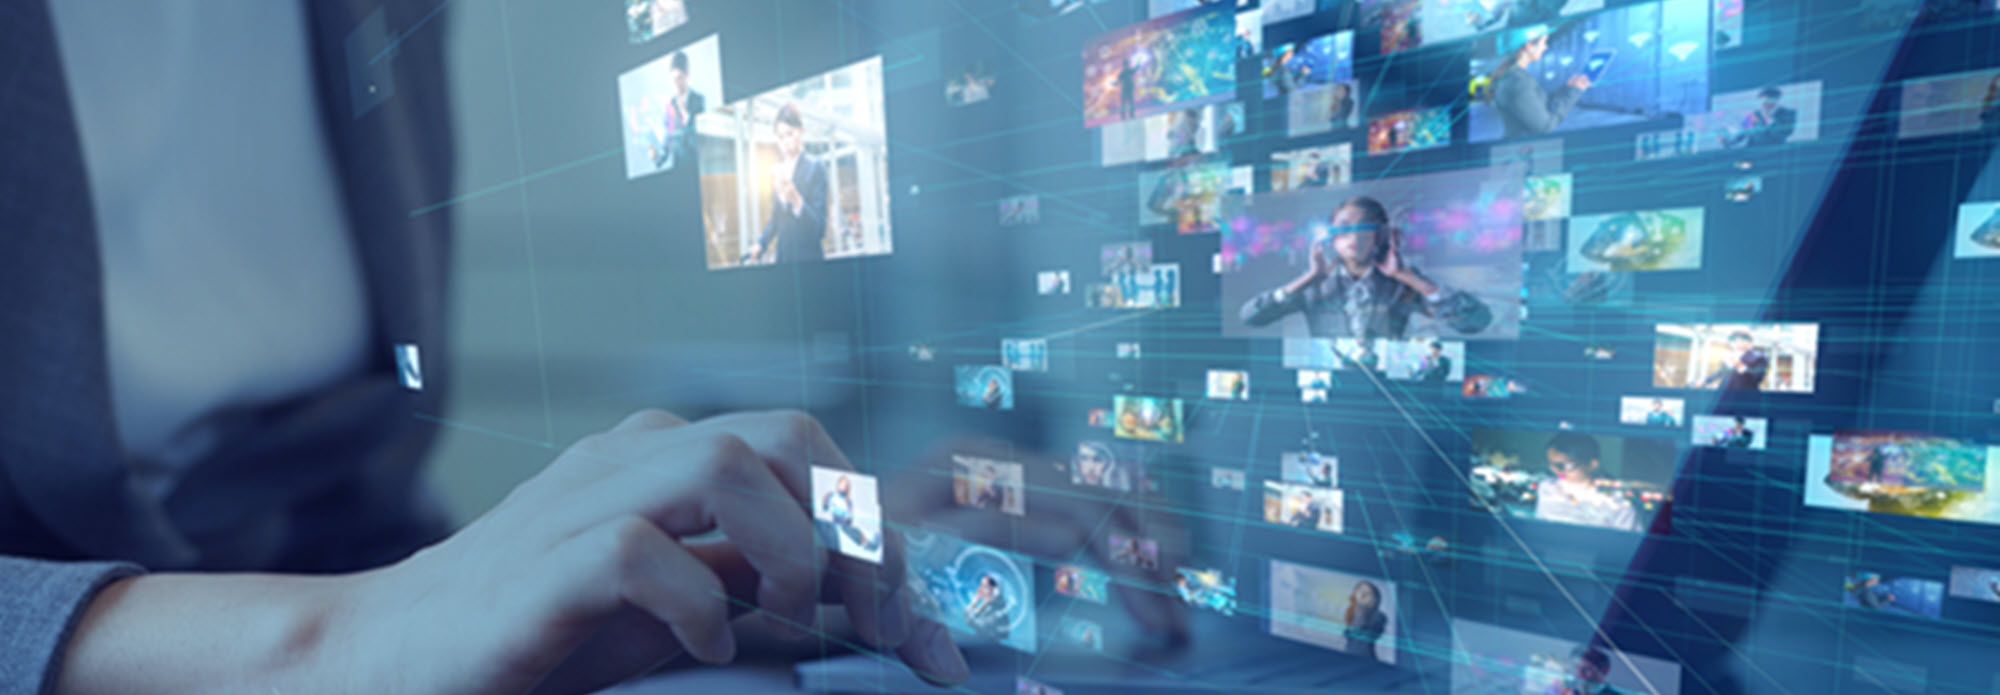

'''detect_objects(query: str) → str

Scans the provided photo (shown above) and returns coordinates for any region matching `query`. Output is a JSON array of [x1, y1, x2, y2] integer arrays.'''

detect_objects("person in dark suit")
[[1700, 330, 1771, 391], [0, 4, 963, 694], [753, 102, 829, 264], [1721, 86, 1798, 148], [652, 49, 706, 170], [1416, 341, 1453, 382]]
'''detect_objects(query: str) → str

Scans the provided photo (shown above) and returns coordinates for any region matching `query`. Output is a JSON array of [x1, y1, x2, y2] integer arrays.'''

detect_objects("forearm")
[[58, 572, 361, 695], [1281, 271, 1319, 297], [1392, 270, 1438, 296]]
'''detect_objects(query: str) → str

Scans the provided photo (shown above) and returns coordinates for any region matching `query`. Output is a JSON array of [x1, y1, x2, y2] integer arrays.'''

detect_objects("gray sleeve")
[[1497, 73, 1583, 135], [1240, 286, 1307, 327], [0, 556, 145, 695]]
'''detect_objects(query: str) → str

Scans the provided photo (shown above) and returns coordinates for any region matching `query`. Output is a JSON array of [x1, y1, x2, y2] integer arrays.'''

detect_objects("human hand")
[[336, 410, 967, 695], [1568, 74, 1594, 90], [1375, 231, 1406, 278], [775, 176, 803, 212], [1307, 243, 1333, 282]]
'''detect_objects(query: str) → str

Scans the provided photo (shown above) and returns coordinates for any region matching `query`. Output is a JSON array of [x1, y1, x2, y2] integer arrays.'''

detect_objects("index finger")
[[695, 410, 913, 646], [575, 425, 829, 634]]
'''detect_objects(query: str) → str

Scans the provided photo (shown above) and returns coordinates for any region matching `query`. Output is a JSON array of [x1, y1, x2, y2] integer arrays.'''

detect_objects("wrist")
[[58, 572, 359, 695]]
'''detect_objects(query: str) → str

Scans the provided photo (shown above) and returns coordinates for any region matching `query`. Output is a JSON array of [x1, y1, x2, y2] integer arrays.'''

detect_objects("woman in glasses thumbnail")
[[1240, 196, 1492, 340]]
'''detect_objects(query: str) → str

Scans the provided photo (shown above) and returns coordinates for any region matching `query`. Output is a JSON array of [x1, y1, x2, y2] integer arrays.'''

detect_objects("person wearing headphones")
[[1239, 196, 1493, 340]]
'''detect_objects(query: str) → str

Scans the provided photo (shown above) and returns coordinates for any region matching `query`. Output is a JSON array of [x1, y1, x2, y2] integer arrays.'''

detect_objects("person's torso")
[[49, 1, 371, 499]]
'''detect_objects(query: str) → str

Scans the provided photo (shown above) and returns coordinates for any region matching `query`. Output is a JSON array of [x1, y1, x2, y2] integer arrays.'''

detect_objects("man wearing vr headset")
[[1239, 196, 1493, 341]]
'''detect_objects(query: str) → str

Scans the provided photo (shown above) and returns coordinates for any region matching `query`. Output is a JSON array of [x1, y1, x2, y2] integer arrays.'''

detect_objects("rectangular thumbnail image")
[[1651, 322, 1819, 393], [1365, 0, 1423, 54], [1619, 396, 1687, 428], [1054, 564, 1112, 604], [954, 365, 1015, 409], [1090, 263, 1182, 309], [1424, 0, 1604, 46], [1565, 207, 1706, 273], [1271, 143, 1353, 192], [1071, 439, 1144, 492], [1108, 532, 1160, 570], [811, 466, 885, 564], [1263, 30, 1353, 99], [1082, 5, 1238, 127], [1526, 244, 1638, 309], [1262, 0, 1330, 25], [1002, 338, 1048, 372], [1175, 566, 1237, 615], [946, 60, 996, 107], [1212, 466, 1249, 490], [1466, 0, 1711, 143], [1843, 572, 1945, 619], [1037, 269, 1072, 295], [1690, 414, 1767, 449], [999, 194, 1040, 226], [1221, 167, 1524, 341], [1102, 241, 1153, 277], [1451, 619, 1683, 695], [1897, 67, 2000, 140], [1098, 102, 1238, 167], [1685, 80, 1823, 151], [1713, 0, 1745, 50], [698, 56, 892, 269], [1268, 560, 1398, 665], [619, 34, 722, 179], [1152, 105, 1220, 160], [1948, 566, 2000, 604], [1462, 374, 1530, 398], [1803, 432, 1999, 527], [1381, 338, 1466, 382], [1139, 158, 1230, 234], [1954, 200, 2000, 259], [1524, 174, 1573, 221], [1367, 107, 1452, 154], [1016, 677, 1066, 695], [952, 454, 1027, 516], [1262, 480, 1344, 533], [1282, 450, 1339, 487], [1059, 617, 1105, 651], [1297, 369, 1331, 403], [1289, 82, 1364, 137], [626, 0, 689, 44], [1112, 395, 1185, 443], [904, 530, 1037, 653], [1206, 369, 1251, 400], [1234, 9, 1263, 56], [1469, 428, 1676, 532]]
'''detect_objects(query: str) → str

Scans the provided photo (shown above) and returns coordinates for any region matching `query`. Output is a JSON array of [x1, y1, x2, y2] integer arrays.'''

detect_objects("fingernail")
[[876, 586, 912, 645], [707, 625, 738, 663], [925, 624, 970, 683]]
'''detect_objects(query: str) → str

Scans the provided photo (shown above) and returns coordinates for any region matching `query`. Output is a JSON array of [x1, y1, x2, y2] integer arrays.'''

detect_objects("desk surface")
[[595, 664, 801, 695]]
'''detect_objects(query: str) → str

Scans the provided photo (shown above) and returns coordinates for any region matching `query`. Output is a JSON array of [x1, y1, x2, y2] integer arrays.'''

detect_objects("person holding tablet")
[[1481, 28, 1596, 138]]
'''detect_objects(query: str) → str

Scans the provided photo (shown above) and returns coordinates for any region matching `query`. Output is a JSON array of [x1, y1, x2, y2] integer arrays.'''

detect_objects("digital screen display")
[[426, 0, 2000, 691], [696, 56, 890, 268]]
